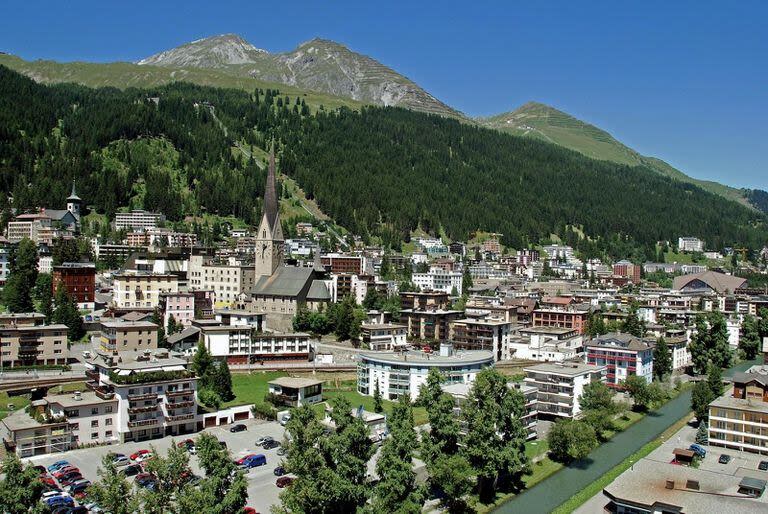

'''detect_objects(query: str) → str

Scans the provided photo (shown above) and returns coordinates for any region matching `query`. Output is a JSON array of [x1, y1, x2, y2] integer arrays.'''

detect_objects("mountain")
[[137, 33, 267, 67], [136, 34, 463, 118], [479, 102, 757, 209], [1, 64, 764, 261]]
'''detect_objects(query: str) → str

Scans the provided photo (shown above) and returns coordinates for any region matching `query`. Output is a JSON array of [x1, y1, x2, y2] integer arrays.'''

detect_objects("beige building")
[[360, 323, 407, 351], [99, 320, 159, 353], [112, 272, 178, 310], [188, 254, 255, 305], [0, 313, 69, 368]]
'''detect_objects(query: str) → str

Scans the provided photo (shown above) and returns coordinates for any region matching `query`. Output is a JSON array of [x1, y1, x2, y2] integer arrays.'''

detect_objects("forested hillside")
[[1, 65, 765, 260]]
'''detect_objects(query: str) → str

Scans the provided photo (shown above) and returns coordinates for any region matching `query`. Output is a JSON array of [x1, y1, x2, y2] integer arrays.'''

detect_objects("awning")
[[162, 365, 185, 372]]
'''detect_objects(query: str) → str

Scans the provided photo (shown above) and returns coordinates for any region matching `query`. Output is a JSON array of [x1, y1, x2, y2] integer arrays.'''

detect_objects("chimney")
[[440, 342, 454, 357], [686, 480, 699, 491], [73, 391, 82, 401]]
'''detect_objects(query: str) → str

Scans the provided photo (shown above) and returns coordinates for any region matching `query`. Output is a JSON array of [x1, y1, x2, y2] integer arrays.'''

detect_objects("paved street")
[[27, 418, 287, 513]]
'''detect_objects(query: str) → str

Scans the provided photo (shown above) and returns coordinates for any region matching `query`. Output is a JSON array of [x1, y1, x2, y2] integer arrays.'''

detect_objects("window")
[[106, 418, 112, 426], [91, 420, 99, 428], [91, 407, 99, 415], [105, 430, 113, 438], [91, 432, 98, 440], [70, 423, 79, 430], [105, 405, 113, 413]]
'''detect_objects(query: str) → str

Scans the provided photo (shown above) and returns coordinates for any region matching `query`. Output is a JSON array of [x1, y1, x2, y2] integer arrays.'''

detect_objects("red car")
[[177, 438, 195, 448], [235, 454, 257, 466], [130, 449, 152, 461], [276, 476, 295, 488], [243, 508, 259, 514], [53, 467, 80, 478]]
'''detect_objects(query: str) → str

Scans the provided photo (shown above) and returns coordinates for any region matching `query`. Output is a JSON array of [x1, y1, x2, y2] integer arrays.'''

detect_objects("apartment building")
[[161, 292, 196, 329], [52, 262, 96, 306], [321, 254, 365, 275], [188, 254, 255, 304], [452, 316, 517, 361], [199, 324, 311, 364], [532, 307, 590, 334], [112, 272, 179, 310], [524, 361, 607, 419], [84, 349, 199, 442], [360, 323, 407, 351], [412, 267, 463, 295], [678, 236, 705, 252], [99, 320, 158, 353], [709, 365, 768, 455], [400, 308, 463, 341], [400, 291, 450, 311], [0, 314, 69, 368], [612, 260, 641, 284], [126, 228, 197, 248], [511, 327, 584, 362], [585, 333, 653, 389], [114, 210, 165, 231]]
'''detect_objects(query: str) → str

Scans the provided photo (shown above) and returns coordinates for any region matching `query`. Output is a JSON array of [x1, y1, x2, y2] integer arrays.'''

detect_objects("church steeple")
[[254, 143, 284, 278], [66, 179, 82, 219]]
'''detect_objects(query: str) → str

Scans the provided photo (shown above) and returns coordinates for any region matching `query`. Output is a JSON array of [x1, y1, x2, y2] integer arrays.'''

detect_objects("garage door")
[[204, 416, 217, 428], [234, 411, 249, 421]]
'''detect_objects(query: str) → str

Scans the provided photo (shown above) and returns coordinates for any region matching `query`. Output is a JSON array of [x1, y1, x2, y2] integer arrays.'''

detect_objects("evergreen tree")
[[621, 307, 646, 337], [373, 380, 383, 413], [460, 369, 531, 502], [691, 380, 714, 422], [33, 273, 54, 322], [585, 311, 607, 337], [707, 363, 724, 398], [4, 238, 38, 313], [52, 284, 84, 341], [167, 314, 179, 336], [87, 456, 139, 514], [213, 360, 235, 402], [740, 314, 760, 360], [695, 422, 709, 445], [653, 337, 672, 381], [689, 312, 732, 374], [192, 341, 214, 389], [369, 396, 425, 513]]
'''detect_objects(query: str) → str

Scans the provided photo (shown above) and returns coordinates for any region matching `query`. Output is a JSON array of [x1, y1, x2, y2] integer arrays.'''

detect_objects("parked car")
[[177, 438, 195, 449], [68, 507, 89, 514], [43, 495, 74, 508], [276, 446, 287, 456], [84, 502, 104, 513], [279, 414, 291, 426], [48, 461, 71, 472], [237, 454, 267, 469], [255, 436, 274, 447], [243, 508, 258, 514], [42, 491, 70, 500], [719, 454, 732, 464], [230, 424, 248, 433], [58, 472, 83, 484], [759, 461, 768, 471], [276, 476, 295, 488], [262, 440, 280, 450], [68, 480, 91, 494], [688, 444, 707, 458], [53, 466, 80, 478], [121, 464, 142, 477], [130, 449, 152, 461], [109, 453, 131, 467], [273, 466, 286, 476]]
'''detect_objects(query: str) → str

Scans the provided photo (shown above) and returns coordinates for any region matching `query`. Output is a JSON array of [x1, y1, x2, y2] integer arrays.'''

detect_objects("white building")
[[115, 210, 166, 231], [678, 237, 705, 253], [112, 272, 179, 309], [357, 345, 494, 401], [412, 267, 463, 295], [285, 238, 317, 257], [84, 349, 199, 443], [524, 361, 607, 419], [37, 255, 53, 275], [188, 254, 255, 305], [0, 246, 10, 286], [510, 327, 584, 362], [360, 323, 407, 351], [267, 377, 323, 407]]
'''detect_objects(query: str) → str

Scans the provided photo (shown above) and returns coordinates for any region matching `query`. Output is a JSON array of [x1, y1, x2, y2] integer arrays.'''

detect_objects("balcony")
[[165, 413, 195, 423], [128, 405, 158, 414], [166, 400, 195, 409], [127, 418, 159, 428], [94, 386, 114, 400], [85, 370, 100, 382], [128, 392, 158, 401], [165, 389, 193, 398]]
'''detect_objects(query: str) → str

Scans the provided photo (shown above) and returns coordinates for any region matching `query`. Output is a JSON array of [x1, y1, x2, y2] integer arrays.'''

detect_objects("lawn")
[[319, 384, 429, 425], [0, 391, 30, 420], [223, 371, 287, 408]]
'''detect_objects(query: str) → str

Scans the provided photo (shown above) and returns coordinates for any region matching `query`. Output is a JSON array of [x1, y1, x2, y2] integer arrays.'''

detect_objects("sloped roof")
[[167, 326, 200, 345], [588, 332, 652, 352], [252, 266, 315, 297], [307, 280, 331, 300], [673, 271, 747, 293]]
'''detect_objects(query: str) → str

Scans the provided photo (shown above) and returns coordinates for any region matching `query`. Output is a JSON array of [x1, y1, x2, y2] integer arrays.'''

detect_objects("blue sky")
[[2, 0, 765, 189]]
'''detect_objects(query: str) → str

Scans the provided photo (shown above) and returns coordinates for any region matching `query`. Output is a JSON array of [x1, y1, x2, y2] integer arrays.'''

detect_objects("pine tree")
[[192, 341, 214, 389], [740, 314, 760, 360], [213, 360, 234, 402], [695, 422, 709, 444], [691, 380, 714, 422], [4, 238, 38, 313], [621, 307, 646, 337], [653, 337, 672, 381], [707, 363, 724, 398], [52, 284, 84, 341], [373, 380, 383, 413]]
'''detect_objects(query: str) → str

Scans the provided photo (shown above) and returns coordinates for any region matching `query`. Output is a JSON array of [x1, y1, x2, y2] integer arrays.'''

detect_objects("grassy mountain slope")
[[0, 53, 361, 112], [480, 102, 752, 207]]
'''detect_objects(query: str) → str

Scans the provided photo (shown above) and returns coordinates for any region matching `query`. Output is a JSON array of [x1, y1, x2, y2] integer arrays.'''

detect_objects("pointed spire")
[[67, 179, 81, 201], [313, 244, 324, 272], [263, 141, 279, 230]]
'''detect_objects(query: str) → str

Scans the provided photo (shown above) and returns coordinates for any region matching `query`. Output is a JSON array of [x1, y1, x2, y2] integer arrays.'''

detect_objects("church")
[[247, 147, 331, 331]]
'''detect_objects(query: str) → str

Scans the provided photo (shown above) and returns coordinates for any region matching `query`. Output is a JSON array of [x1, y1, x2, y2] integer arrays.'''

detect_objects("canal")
[[495, 359, 760, 513]]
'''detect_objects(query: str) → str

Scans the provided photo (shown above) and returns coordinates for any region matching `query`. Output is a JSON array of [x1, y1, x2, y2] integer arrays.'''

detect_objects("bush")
[[548, 419, 598, 463], [252, 402, 277, 420]]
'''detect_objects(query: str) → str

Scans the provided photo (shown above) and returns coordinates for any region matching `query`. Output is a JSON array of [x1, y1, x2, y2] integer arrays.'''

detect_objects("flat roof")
[[101, 320, 158, 329], [361, 323, 407, 330], [604, 458, 767, 513], [524, 361, 605, 377], [47, 391, 117, 408], [359, 349, 494, 366], [519, 326, 576, 335], [268, 377, 323, 389], [710, 389, 768, 415]]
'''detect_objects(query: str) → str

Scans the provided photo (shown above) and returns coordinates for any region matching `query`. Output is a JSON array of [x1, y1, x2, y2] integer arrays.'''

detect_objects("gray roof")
[[673, 271, 747, 293], [306, 279, 331, 300], [524, 361, 605, 377], [359, 349, 494, 367], [167, 326, 200, 345], [587, 332, 652, 352], [268, 377, 323, 389], [252, 266, 315, 297]]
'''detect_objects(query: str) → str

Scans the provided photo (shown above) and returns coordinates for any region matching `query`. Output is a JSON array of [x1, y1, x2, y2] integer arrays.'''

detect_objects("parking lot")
[[27, 418, 288, 513]]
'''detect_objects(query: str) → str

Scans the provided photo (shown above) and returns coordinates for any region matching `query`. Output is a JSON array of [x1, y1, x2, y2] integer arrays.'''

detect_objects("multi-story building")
[[200, 324, 311, 365], [678, 236, 705, 252], [452, 316, 517, 361], [94, 244, 142, 265], [400, 308, 463, 341], [114, 210, 165, 231], [357, 345, 494, 401], [0, 245, 10, 286], [99, 320, 158, 353], [84, 349, 199, 442], [481, 238, 502, 255], [321, 254, 364, 275], [360, 323, 407, 351], [267, 377, 323, 407], [400, 291, 450, 311], [188, 254, 255, 305], [0, 314, 69, 368], [52, 262, 96, 306], [516, 249, 540, 266], [612, 260, 641, 284], [709, 365, 768, 455], [126, 229, 197, 248], [532, 307, 590, 334], [160, 292, 196, 329], [524, 361, 607, 419], [585, 333, 654, 389], [285, 238, 317, 257], [510, 327, 583, 362], [112, 272, 179, 310], [412, 267, 463, 295]]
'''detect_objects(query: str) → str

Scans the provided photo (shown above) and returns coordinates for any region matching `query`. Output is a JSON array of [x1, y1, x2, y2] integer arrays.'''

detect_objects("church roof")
[[307, 280, 331, 301], [252, 266, 316, 297], [263, 146, 279, 231], [43, 209, 76, 222], [67, 180, 81, 201]]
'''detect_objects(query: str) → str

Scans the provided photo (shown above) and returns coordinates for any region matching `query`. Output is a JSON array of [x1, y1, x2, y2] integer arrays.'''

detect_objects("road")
[[495, 359, 761, 514]]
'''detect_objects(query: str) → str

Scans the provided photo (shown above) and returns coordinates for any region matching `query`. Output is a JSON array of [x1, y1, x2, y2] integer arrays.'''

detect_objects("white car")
[[112, 455, 131, 467], [134, 452, 154, 463], [84, 502, 104, 513], [255, 436, 274, 447], [42, 491, 70, 500]]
